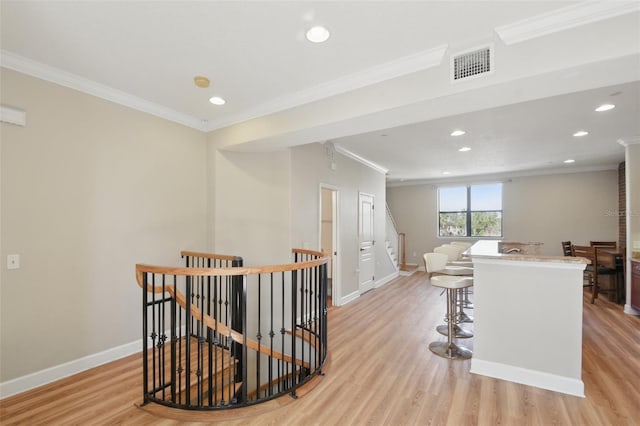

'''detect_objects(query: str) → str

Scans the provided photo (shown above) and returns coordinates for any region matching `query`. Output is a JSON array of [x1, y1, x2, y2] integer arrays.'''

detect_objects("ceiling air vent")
[[451, 45, 493, 82]]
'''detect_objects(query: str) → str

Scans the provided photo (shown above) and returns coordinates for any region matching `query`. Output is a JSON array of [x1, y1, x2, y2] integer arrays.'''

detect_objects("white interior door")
[[359, 192, 375, 293]]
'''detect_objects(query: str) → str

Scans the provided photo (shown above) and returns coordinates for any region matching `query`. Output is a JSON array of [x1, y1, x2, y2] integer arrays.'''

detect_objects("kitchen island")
[[466, 240, 589, 397]]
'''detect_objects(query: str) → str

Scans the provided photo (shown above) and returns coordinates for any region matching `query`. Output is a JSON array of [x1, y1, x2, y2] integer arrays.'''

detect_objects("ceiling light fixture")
[[450, 130, 466, 136], [458, 147, 471, 152], [209, 96, 226, 105], [595, 104, 615, 112], [442, 171, 451, 175], [564, 159, 575, 164], [573, 130, 589, 137], [306, 26, 330, 43]]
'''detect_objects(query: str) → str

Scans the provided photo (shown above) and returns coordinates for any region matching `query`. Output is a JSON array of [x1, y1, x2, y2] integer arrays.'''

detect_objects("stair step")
[[147, 335, 240, 407], [189, 381, 243, 406]]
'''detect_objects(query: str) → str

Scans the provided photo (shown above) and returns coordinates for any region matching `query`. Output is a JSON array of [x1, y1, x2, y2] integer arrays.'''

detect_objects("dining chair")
[[590, 241, 617, 249], [590, 241, 623, 303], [561, 241, 573, 256], [572, 244, 617, 304]]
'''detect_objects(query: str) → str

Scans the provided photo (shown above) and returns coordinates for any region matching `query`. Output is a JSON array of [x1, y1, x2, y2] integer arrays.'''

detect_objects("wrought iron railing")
[[136, 249, 328, 411]]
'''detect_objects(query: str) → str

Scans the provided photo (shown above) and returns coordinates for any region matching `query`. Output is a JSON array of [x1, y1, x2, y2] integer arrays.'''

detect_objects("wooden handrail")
[[136, 249, 328, 369], [136, 268, 309, 368], [180, 250, 240, 261]]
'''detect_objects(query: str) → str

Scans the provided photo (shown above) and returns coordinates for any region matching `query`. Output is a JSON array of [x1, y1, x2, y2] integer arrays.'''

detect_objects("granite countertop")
[[466, 240, 590, 264]]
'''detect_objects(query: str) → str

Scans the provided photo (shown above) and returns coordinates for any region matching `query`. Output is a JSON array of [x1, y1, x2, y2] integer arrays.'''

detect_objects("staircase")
[[137, 249, 329, 412], [385, 204, 407, 271], [385, 240, 398, 266], [162, 336, 240, 406]]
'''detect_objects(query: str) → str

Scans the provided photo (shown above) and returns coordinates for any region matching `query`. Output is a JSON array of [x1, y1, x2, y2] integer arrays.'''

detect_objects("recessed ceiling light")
[[450, 130, 466, 137], [573, 130, 589, 137], [442, 171, 451, 175], [458, 147, 471, 152], [595, 104, 615, 112], [209, 96, 226, 105], [306, 26, 330, 43], [564, 159, 575, 164]]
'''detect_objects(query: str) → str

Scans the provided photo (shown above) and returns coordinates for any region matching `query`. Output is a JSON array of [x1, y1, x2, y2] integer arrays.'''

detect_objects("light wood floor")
[[2, 272, 639, 425]]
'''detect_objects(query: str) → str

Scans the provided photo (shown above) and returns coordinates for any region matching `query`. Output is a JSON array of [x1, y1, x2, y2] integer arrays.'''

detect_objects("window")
[[438, 183, 502, 237]]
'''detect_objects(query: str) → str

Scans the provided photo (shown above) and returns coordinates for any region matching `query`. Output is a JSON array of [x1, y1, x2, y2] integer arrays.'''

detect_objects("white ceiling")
[[2, 1, 639, 184]]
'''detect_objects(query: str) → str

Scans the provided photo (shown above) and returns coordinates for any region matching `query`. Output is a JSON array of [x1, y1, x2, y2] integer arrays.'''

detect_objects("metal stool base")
[[436, 324, 473, 338], [429, 341, 472, 360], [458, 311, 474, 323]]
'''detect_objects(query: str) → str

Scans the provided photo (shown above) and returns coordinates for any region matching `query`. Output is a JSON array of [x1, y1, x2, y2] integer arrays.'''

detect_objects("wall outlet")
[[7, 254, 20, 270]]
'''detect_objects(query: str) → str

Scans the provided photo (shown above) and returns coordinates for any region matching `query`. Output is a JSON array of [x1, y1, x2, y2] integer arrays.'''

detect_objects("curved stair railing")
[[136, 249, 328, 411]]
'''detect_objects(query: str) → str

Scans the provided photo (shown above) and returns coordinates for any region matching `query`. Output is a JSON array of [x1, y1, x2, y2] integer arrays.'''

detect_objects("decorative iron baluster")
[[290, 268, 298, 399], [256, 274, 262, 398], [137, 249, 327, 410], [279, 271, 285, 394], [170, 275, 177, 402], [269, 272, 275, 396]]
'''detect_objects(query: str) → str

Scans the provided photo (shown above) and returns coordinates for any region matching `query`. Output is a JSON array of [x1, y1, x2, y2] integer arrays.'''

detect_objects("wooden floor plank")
[[1, 271, 639, 425]]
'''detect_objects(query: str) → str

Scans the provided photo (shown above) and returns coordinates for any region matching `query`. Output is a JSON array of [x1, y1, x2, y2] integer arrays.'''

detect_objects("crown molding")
[[618, 136, 640, 147], [386, 164, 619, 187], [204, 44, 448, 131], [1, 50, 205, 130], [334, 144, 389, 175], [495, 1, 640, 46]]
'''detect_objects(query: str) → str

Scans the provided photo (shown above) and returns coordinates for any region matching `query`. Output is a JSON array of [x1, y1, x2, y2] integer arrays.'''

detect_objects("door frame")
[[319, 183, 340, 306]]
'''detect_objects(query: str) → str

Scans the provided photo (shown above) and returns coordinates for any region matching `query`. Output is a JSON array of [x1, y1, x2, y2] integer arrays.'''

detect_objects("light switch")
[[7, 254, 20, 270]]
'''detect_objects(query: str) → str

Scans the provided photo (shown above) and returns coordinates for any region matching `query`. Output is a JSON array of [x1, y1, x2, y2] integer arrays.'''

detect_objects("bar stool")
[[434, 246, 475, 317], [451, 241, 473, 251], [425, 254, 473, 360], [435, 244, 473, 267], [424, 253, 474, 355]]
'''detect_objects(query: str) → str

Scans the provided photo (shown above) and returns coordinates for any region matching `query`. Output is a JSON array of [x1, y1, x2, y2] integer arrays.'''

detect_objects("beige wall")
[[290, 143, 394, 302], [387, 170, 619, 264], [209, 149, 291, 266], [0, 69, 208, 382], [628, 144, 640, 256], [626, 143, 640, 314]]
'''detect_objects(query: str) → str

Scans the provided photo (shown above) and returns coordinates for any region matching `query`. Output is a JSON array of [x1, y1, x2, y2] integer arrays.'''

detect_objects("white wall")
[[387, 170, 619, 264], [0, 69, 208, 382], [290, 143, 394, 303]]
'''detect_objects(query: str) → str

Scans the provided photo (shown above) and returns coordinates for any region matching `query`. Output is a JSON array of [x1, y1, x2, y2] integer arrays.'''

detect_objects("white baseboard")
[[339, 290, 360, 306], [375, 271, 399, 288], [0, 339, 141, 399], [0, 324, 188, 399], [470, 358, 585, 397], [624, 303, 640, 315]]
